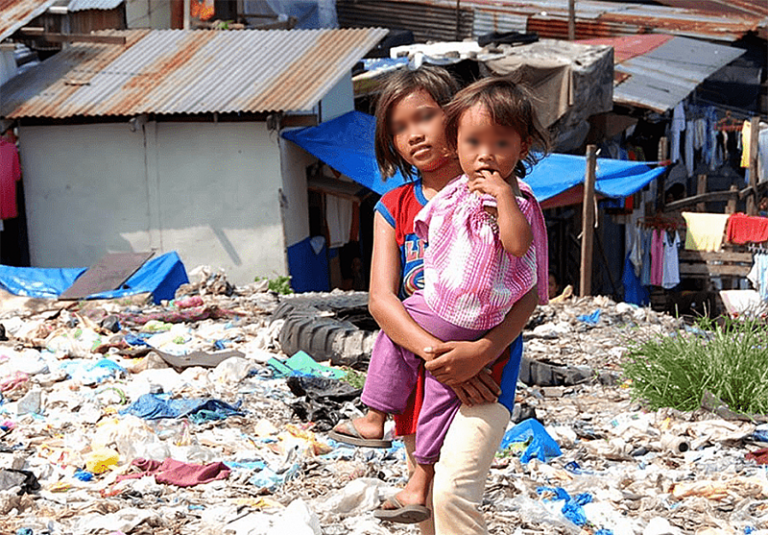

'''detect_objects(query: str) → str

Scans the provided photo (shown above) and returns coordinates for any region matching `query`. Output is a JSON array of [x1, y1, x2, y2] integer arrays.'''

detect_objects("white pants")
[[403, 402, 510, 535]]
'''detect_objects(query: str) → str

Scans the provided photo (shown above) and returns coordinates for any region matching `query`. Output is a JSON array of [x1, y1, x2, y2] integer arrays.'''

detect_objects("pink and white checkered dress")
[[413, 175, 549, 330]]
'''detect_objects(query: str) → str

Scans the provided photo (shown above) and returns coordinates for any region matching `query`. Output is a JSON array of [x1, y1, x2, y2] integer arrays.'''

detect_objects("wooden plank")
[[59, 252, 154, 300], [579, 145, 597, 297], [726, 184, 738, 214], [679, 251, 753, 262], [18, 29, 126, 44], [747, 116, 760, 215], [697, 175, 707, 212], [679, 264, 751, 276]]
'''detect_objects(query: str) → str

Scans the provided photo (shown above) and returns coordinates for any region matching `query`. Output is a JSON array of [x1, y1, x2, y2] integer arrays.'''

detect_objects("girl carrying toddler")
[[330, 73, 549, 528]]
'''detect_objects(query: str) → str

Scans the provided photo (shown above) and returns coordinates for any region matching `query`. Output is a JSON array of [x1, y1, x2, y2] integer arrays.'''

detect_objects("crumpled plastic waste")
[[286, 375, 362, 432], [0, 469, 40, 494], [268, 351, 347, 380], [58, 358, 126, 385], [499, 418, 562, 463], [577, 309, 601, 325], [120, 393, 244, 423]]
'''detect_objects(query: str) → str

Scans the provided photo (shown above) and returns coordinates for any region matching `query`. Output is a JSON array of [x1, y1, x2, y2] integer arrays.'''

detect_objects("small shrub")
[[255, 275, 293, 295], [621, 316, 768, 415]]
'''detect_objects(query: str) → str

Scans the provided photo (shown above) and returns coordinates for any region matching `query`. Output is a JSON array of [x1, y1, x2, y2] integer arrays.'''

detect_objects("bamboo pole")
[[568, 0, 576, 40], [747, 116, 760, 216], [580, 145, 597, 297]]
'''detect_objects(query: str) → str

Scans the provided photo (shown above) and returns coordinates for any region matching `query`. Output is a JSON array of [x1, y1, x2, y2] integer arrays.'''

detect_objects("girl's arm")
[[425, 285, 537, 390], [368, 212, 442, 360], [470, 170, 532, 256], [495, 184, 533, 256]]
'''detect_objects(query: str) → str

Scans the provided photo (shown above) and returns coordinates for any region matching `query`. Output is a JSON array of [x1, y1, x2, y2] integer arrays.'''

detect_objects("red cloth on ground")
[[746, 448, 768, 465], [116, 458, 230, 487], [726, 213, 768, 244], [0, 140, 21, 220]]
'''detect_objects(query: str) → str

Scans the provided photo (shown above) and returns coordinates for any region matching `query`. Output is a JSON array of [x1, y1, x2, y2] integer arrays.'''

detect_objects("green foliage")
[[340, 368, 367, 390], [254, 275, 294, 295], [621, 316, 768, 414]]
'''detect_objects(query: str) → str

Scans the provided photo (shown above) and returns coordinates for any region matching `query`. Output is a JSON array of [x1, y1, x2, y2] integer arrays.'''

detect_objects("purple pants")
[[361, 291, 487, 464]]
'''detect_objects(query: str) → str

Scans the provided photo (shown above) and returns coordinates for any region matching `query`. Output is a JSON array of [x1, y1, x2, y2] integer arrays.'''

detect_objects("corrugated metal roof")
[[339, 0, 763, 42], [0, 28, 389, 119], [653, 0, 768, 20], [582, 35, 745, 112], [0, 0, 58, 42], [67, 0, 125, 12]]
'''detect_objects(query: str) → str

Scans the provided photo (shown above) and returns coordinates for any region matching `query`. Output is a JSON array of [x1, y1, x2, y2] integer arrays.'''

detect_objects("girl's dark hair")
[[444, 76, 551, 178], [374, 66, 460, 180]]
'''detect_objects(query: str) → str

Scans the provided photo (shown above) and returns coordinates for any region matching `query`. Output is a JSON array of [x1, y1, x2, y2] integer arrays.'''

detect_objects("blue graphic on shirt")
[[400, 234, 425, 299]]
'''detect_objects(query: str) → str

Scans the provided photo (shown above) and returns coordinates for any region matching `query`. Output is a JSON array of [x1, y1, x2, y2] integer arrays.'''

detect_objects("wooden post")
[[580, 145, 597, 297], [697, 174, 707, 212], [657, 136, 668, 211], [568, 0, 576, 40], [747, 116, 760, 216], [183, 0, 191, 29], [726, 184, 738, 215]]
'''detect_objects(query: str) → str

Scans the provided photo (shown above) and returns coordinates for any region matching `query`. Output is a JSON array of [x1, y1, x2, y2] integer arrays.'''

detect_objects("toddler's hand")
[[469, 170, 514, 200]]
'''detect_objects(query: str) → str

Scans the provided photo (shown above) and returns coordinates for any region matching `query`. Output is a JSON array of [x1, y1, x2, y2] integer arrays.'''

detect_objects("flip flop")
[[373, 496, 431, 524], [327, 419, 392, 448]]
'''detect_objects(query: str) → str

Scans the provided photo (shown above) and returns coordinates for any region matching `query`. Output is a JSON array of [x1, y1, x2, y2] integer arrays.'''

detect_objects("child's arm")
[[368, 213, 442, 361], [470, 170, 533, 256]]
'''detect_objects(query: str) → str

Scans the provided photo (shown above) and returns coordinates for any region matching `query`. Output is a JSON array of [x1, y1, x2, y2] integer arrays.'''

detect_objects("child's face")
[[390, 89, 454, 173], [456, 103, 528, 182]]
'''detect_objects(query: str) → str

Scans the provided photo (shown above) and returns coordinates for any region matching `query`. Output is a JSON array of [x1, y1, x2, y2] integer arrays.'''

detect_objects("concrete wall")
[[320, 72, 354, 122], [0, 49, 17, 87], [19, 120, 287, 285], [126, 0, 172, 29]]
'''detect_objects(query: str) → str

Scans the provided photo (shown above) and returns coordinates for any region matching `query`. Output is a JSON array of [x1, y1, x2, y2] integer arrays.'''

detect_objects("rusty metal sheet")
[[0, 0, 57, 42], [0, 27, 388, 119]]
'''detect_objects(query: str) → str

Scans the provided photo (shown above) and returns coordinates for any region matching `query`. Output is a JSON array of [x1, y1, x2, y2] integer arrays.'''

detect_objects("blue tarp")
[[0, 251, 188, 304], [282, 111, 407, 196], [281, 111, 667, 201]]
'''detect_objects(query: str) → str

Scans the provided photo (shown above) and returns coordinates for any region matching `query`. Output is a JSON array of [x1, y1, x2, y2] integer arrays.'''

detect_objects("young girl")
[[330, 75, 549, 524]]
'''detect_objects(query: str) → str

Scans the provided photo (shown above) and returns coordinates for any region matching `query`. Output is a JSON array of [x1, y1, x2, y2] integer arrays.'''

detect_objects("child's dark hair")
[[374, 66, 460, 180], [444, 76, 551, 178]]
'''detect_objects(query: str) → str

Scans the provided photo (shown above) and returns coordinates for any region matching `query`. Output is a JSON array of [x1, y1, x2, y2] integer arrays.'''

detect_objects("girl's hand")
[[424, 340, 498, 386], [451, 369, 502, 406], [468, 170, 514, 200]]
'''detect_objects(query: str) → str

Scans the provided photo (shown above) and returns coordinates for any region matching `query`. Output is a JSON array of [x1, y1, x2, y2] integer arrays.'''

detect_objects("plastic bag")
[[499, 419, 562, 463]]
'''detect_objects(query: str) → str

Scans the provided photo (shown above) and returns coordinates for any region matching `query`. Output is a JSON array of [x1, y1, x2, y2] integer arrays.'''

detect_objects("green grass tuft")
[[621, 316, 768, 415]]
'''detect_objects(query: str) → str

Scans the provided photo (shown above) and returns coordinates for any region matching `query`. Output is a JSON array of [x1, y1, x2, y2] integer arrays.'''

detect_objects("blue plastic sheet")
[[120, 393, 244, 423], [577, 309, 601, 325], [281, 111, 667, 201], [0, 251, 188, 304], [499, 418, 562, 463], [58, 359, 126, 385], [537, 486, 592, 526], [286, 237, 330, 293]]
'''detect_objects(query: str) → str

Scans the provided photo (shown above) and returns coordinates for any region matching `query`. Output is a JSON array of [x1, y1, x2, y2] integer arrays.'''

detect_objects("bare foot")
[[335, 410, 385, 439], [382, 463, 434, 509]]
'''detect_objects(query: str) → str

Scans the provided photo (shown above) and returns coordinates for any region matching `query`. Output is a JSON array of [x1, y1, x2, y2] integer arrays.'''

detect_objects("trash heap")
[[1, 269, 767, 535]]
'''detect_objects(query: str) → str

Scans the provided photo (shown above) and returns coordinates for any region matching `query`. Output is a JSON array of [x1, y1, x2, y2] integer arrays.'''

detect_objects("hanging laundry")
[[650, 229, 665, 286], [681, 212, 729, 251], [629, 226, 643, 277], [0, 139, 21, 220], [662, 230, 680, 289], [326, 195, 354, 249], [640, 228, 652, 287], [685, 120, 694, 177], [741, 120, 752, 168], [748, 252, 768, 302], [670, 103, 685, 163], [622, 253, 649, 306], [726, 213, 768, 244], [759, 126, 768, 184]]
